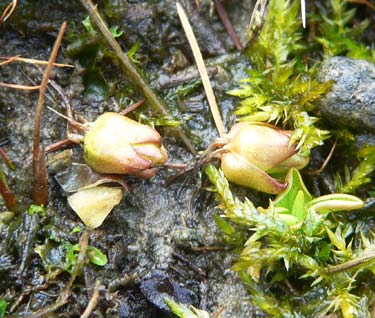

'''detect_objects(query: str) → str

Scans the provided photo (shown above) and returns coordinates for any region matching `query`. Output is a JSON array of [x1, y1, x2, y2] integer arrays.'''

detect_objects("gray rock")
[[317, 56, 375, 132], [355, 134, 375, 149]]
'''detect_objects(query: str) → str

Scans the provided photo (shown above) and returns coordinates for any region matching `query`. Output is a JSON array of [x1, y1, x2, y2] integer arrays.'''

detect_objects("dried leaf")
[[67, 186, 122, 228]]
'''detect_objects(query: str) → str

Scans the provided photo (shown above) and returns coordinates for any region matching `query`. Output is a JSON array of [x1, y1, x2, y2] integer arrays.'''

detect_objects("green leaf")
[[165, 298, 210, 318], [325, 225, 354, 260], [306, 194, 364, 214], [273, 168, 313, 213], [290, 190, 306, 221], [28, 204, 46, 216], [240, 272, 292, 317], [63, 242, 80, 274], [127, 41, 140, 64], [213, 214, 234, 235], [87, 246, 107, 266], [0, 299, 7, 318], [277, 213, 300, 226], [82, 16, 96, 35], [109, 25, 123, 38], [71, 226, 81, 234]]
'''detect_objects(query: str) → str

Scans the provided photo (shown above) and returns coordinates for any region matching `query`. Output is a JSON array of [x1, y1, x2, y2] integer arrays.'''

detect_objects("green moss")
[[335, 146, 375, 194], [229, 0, 331, 153], [205, 164, 374, 317], [317, 0, 375, 61]]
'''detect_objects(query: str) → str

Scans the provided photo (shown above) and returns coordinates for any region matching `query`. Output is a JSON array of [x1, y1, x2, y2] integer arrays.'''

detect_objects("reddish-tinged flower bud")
[[220, 122, 309, 194], [83, 112, 168, 176]]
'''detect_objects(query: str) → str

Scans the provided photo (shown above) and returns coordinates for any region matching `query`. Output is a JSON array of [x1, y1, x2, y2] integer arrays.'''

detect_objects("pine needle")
[[301, 0, 306, 28], [0, 55, 73, 68], [0, 82, 40, 90], [176, 1, 225, 137], [0, 0, 17, 25]]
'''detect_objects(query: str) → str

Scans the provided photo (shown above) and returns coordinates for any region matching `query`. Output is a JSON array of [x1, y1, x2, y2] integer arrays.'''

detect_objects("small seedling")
[[35, 239, 107, 276]]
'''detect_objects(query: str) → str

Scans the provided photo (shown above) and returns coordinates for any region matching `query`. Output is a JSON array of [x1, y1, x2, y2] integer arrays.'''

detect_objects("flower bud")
[[83, 112, 168, 176], [220, 122, 309, 194]]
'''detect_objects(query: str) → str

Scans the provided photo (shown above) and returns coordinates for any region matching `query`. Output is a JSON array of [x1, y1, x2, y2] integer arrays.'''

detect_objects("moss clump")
[[229, 0, 331, 153]]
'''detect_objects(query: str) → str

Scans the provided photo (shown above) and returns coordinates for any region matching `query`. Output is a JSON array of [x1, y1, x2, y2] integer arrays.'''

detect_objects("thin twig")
[[80, 280, 101, 318], [0, 55, 73, 68], [0, 54, 71, 89], [0, 82, 40, 90], [213, 0, 242, 50], [190, 245, 227, 252], [0, 0, 17, 25], [119, 98, 145, 116], [163, 162, 187, 169], [45, 138, 75, 154], [177, 1, 225, 137], [47, 79, 73, 118], [316, 140, 336, 174], [213, 306, 225, 318], [79, 0, 196, 155], [326, 251, 375, 274], [303, 141, 336, 175], [0, 55, 20, 66], [32, 21, 67, 205]]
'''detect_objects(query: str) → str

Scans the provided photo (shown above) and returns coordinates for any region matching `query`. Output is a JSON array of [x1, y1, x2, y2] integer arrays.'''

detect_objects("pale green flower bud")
[[221, 122, 309, 194], [83, 112, 168, 176]]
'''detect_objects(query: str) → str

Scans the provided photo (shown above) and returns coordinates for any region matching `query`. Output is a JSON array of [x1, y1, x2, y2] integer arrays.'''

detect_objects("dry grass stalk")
[[176, 1, 226, 137], [0, 55, 72, 89], [0, 55, 20, 66], [0, 82, 41, 90], [0, 55, 74, 67]]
